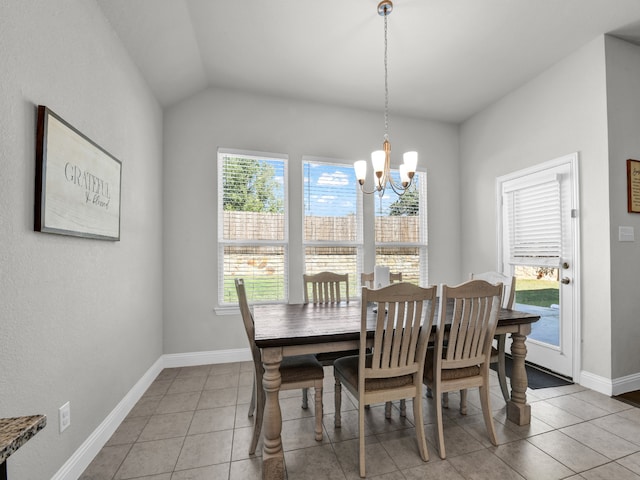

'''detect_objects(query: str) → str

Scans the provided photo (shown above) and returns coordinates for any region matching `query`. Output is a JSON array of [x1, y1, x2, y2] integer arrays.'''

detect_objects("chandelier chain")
[[383, 12, 389, 141]]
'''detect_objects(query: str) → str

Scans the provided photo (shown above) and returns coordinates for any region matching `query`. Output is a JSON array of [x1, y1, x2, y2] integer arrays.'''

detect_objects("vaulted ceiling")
[[97, 0, 640, 123]]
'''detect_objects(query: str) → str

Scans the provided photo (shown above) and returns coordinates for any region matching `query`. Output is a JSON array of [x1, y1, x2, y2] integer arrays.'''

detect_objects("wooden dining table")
[[253, 301, 539, 480]]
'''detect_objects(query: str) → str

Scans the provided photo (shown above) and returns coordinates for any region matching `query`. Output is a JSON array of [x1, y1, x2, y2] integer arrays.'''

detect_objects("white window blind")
[[374, 172, 427, 286], [303, 158, 362, 297], [218, 149, 288, 305], [504, 178, 561, 267]]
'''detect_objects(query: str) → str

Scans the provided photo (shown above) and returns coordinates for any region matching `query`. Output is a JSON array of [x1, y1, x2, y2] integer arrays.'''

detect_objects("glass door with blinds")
[[498, 154, 580, 378]]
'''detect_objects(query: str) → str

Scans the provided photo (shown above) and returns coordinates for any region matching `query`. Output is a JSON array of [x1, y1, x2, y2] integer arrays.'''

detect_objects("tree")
[[388, 189, 419, 216], [223, 157, 283, 213]]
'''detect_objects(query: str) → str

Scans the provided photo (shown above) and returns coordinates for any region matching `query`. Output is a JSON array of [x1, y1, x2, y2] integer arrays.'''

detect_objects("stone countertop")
[[0, 415, 46, 464]]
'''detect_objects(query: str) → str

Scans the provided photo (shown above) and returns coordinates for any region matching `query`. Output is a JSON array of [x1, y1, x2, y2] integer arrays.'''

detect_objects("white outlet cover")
[[59, 401, 71, 433], [619, 226, 635, 242]]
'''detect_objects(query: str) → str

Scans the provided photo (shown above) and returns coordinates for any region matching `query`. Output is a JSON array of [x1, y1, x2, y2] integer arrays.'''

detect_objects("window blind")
[[504, 178, 561, 266], [218, 150, 288, 305], [374, 172, 427, 285], [303, 159, 362, 295]]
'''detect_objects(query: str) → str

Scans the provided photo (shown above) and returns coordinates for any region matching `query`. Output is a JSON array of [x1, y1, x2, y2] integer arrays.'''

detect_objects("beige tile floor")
[[80, 362, 640, 479]]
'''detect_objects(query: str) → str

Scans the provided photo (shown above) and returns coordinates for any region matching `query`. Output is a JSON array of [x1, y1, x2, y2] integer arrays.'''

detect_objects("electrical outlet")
[[59, 402, 71, 433]]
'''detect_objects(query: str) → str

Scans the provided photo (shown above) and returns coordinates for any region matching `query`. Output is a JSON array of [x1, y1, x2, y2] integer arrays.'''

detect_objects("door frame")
[[495, 152, 581, 382]]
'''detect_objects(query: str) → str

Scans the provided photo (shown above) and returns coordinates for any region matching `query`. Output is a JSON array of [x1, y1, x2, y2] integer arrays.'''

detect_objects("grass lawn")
[[515, 278, 559, 308]]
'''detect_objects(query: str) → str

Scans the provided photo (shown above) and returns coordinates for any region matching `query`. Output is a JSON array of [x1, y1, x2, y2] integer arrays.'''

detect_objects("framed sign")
[[35, 106, 122, 240], [627, 159, 640, 214]]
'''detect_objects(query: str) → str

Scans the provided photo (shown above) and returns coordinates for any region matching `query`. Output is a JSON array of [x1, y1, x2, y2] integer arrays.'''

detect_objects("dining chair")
[[361, 271, 402, 289], [423, 279, 502, 459], [470, 271, 516, 402], [235, 278, 324, 454], [334, 282, 437, 477], [301, 271, 352, 405], [303, 271, 350, 304]]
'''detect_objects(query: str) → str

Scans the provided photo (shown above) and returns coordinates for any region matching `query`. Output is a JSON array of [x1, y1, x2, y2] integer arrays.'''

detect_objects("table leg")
[[506, 332, 531, 425], [1, 460, 6, 480], [261, 347, 285, 480]]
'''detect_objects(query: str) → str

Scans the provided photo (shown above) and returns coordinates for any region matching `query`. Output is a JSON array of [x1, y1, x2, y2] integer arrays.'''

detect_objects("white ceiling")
[[97, 0, 640, 123]]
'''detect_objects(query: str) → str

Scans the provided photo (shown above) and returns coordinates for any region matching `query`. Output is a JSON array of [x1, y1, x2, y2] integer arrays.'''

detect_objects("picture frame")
[[35, 106, 122, 240], [627, 159, 640, 214]]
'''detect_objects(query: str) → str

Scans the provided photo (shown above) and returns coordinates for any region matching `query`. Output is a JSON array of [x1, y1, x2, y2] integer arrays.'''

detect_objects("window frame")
[[301, 156, 364, 299], [373, 170, 428, 287], [216, 148, 289, 313]]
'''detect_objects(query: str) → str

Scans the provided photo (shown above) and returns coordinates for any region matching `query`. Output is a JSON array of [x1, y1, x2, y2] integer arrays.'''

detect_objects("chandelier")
[[354, 0, 417, 197]]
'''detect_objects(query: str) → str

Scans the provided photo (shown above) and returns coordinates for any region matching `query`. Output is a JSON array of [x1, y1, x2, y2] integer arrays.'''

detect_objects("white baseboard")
[[612, 371, 640, 396], [579, 370, 613, 395], [163, 348, 251, 368], [52, 348, 251, 480], [578, 369, 640, 396]]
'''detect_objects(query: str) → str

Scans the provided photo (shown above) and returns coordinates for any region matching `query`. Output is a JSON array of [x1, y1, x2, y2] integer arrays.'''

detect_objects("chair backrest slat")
[[304, 272, 349, 304]]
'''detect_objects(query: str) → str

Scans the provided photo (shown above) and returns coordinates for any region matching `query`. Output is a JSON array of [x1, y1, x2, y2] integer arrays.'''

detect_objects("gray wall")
[[0, 1, 164, 478], [605, 36, 640, 379], [460, 36, 613, 380], [162, 87, 460, 354]]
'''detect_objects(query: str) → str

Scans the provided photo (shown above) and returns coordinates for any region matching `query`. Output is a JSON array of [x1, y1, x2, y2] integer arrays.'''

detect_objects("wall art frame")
[[627, 159, 640, 214], [35, 105, 122, 240]]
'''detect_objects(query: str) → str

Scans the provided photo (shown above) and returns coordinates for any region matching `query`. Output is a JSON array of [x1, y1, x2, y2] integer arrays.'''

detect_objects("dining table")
[[253, 300, 540, 480]]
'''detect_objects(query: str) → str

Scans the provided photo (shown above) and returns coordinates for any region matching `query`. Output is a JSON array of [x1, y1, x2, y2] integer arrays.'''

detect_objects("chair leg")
[[496, 334, 510, 402], [413, 392, 429, 462], [249, 377, 266, 456], [248, 379, 256, 417], [434, 385, 446, 459], [334, 376, 342, 428], [460, 389, 467, 415], [359, 401, 366, 478], [302, 387, 309, 409], [442, 392, 449, 409], [426, 386, 433, 398], [479, 383, 498, 446], [314, 384, 323, 441], [385, 401, 392, 419], [400, 399, 406, 417]]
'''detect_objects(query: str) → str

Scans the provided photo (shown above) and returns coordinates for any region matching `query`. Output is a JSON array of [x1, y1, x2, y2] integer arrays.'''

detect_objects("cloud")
[[317, 195, 337, 203], [317, 171, 350, 186]]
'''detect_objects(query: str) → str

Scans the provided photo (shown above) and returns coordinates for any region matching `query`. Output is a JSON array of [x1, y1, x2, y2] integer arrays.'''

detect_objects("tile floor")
[[80, 362, 640, 479]]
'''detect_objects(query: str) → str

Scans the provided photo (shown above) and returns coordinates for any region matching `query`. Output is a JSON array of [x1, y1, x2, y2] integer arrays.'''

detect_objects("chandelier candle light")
[[354, 0, 417, 196]]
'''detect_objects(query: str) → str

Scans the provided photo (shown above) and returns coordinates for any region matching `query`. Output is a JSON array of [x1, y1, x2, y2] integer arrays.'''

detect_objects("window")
[[217, 149, 288, 306], [303, 158, 362, 297], [374, 171, 427, 285]]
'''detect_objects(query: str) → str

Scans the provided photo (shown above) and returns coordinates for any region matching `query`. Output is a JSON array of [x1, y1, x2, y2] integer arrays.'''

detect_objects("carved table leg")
[[506, 332, 531, 425], [261, 347, 285, 480]]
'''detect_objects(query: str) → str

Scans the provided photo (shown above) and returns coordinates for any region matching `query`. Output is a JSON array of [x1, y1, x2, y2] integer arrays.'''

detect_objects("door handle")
[[561, 277, 571, 285], [562, 262, 570, 269]]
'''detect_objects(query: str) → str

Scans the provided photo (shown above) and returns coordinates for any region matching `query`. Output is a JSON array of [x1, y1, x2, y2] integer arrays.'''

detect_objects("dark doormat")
[[615, 390, 640, 408], [491, 355, 573, 389]]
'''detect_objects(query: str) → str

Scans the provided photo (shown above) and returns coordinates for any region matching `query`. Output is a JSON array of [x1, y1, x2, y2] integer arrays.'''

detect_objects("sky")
[[304, 161, 411, 217]]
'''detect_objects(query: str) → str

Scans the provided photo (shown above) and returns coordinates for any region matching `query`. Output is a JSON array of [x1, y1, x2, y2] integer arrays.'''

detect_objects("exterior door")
[[497, 153, 580, 379]]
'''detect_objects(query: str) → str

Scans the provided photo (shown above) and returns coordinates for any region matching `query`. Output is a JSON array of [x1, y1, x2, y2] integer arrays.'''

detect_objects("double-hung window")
[[374, 171, 427, 285], [217, 149, 288, 306], [303, 158, 362, 297]]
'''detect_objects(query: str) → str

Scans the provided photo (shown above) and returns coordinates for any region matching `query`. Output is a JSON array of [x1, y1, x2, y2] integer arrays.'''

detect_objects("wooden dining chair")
[[334, 282, 437, 477], [470, 271, 516, 402], [423, 279, 502, 459], [361, 271, 402, 289], [303, 271, 349, 304], [235, 278, 324, 454]]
